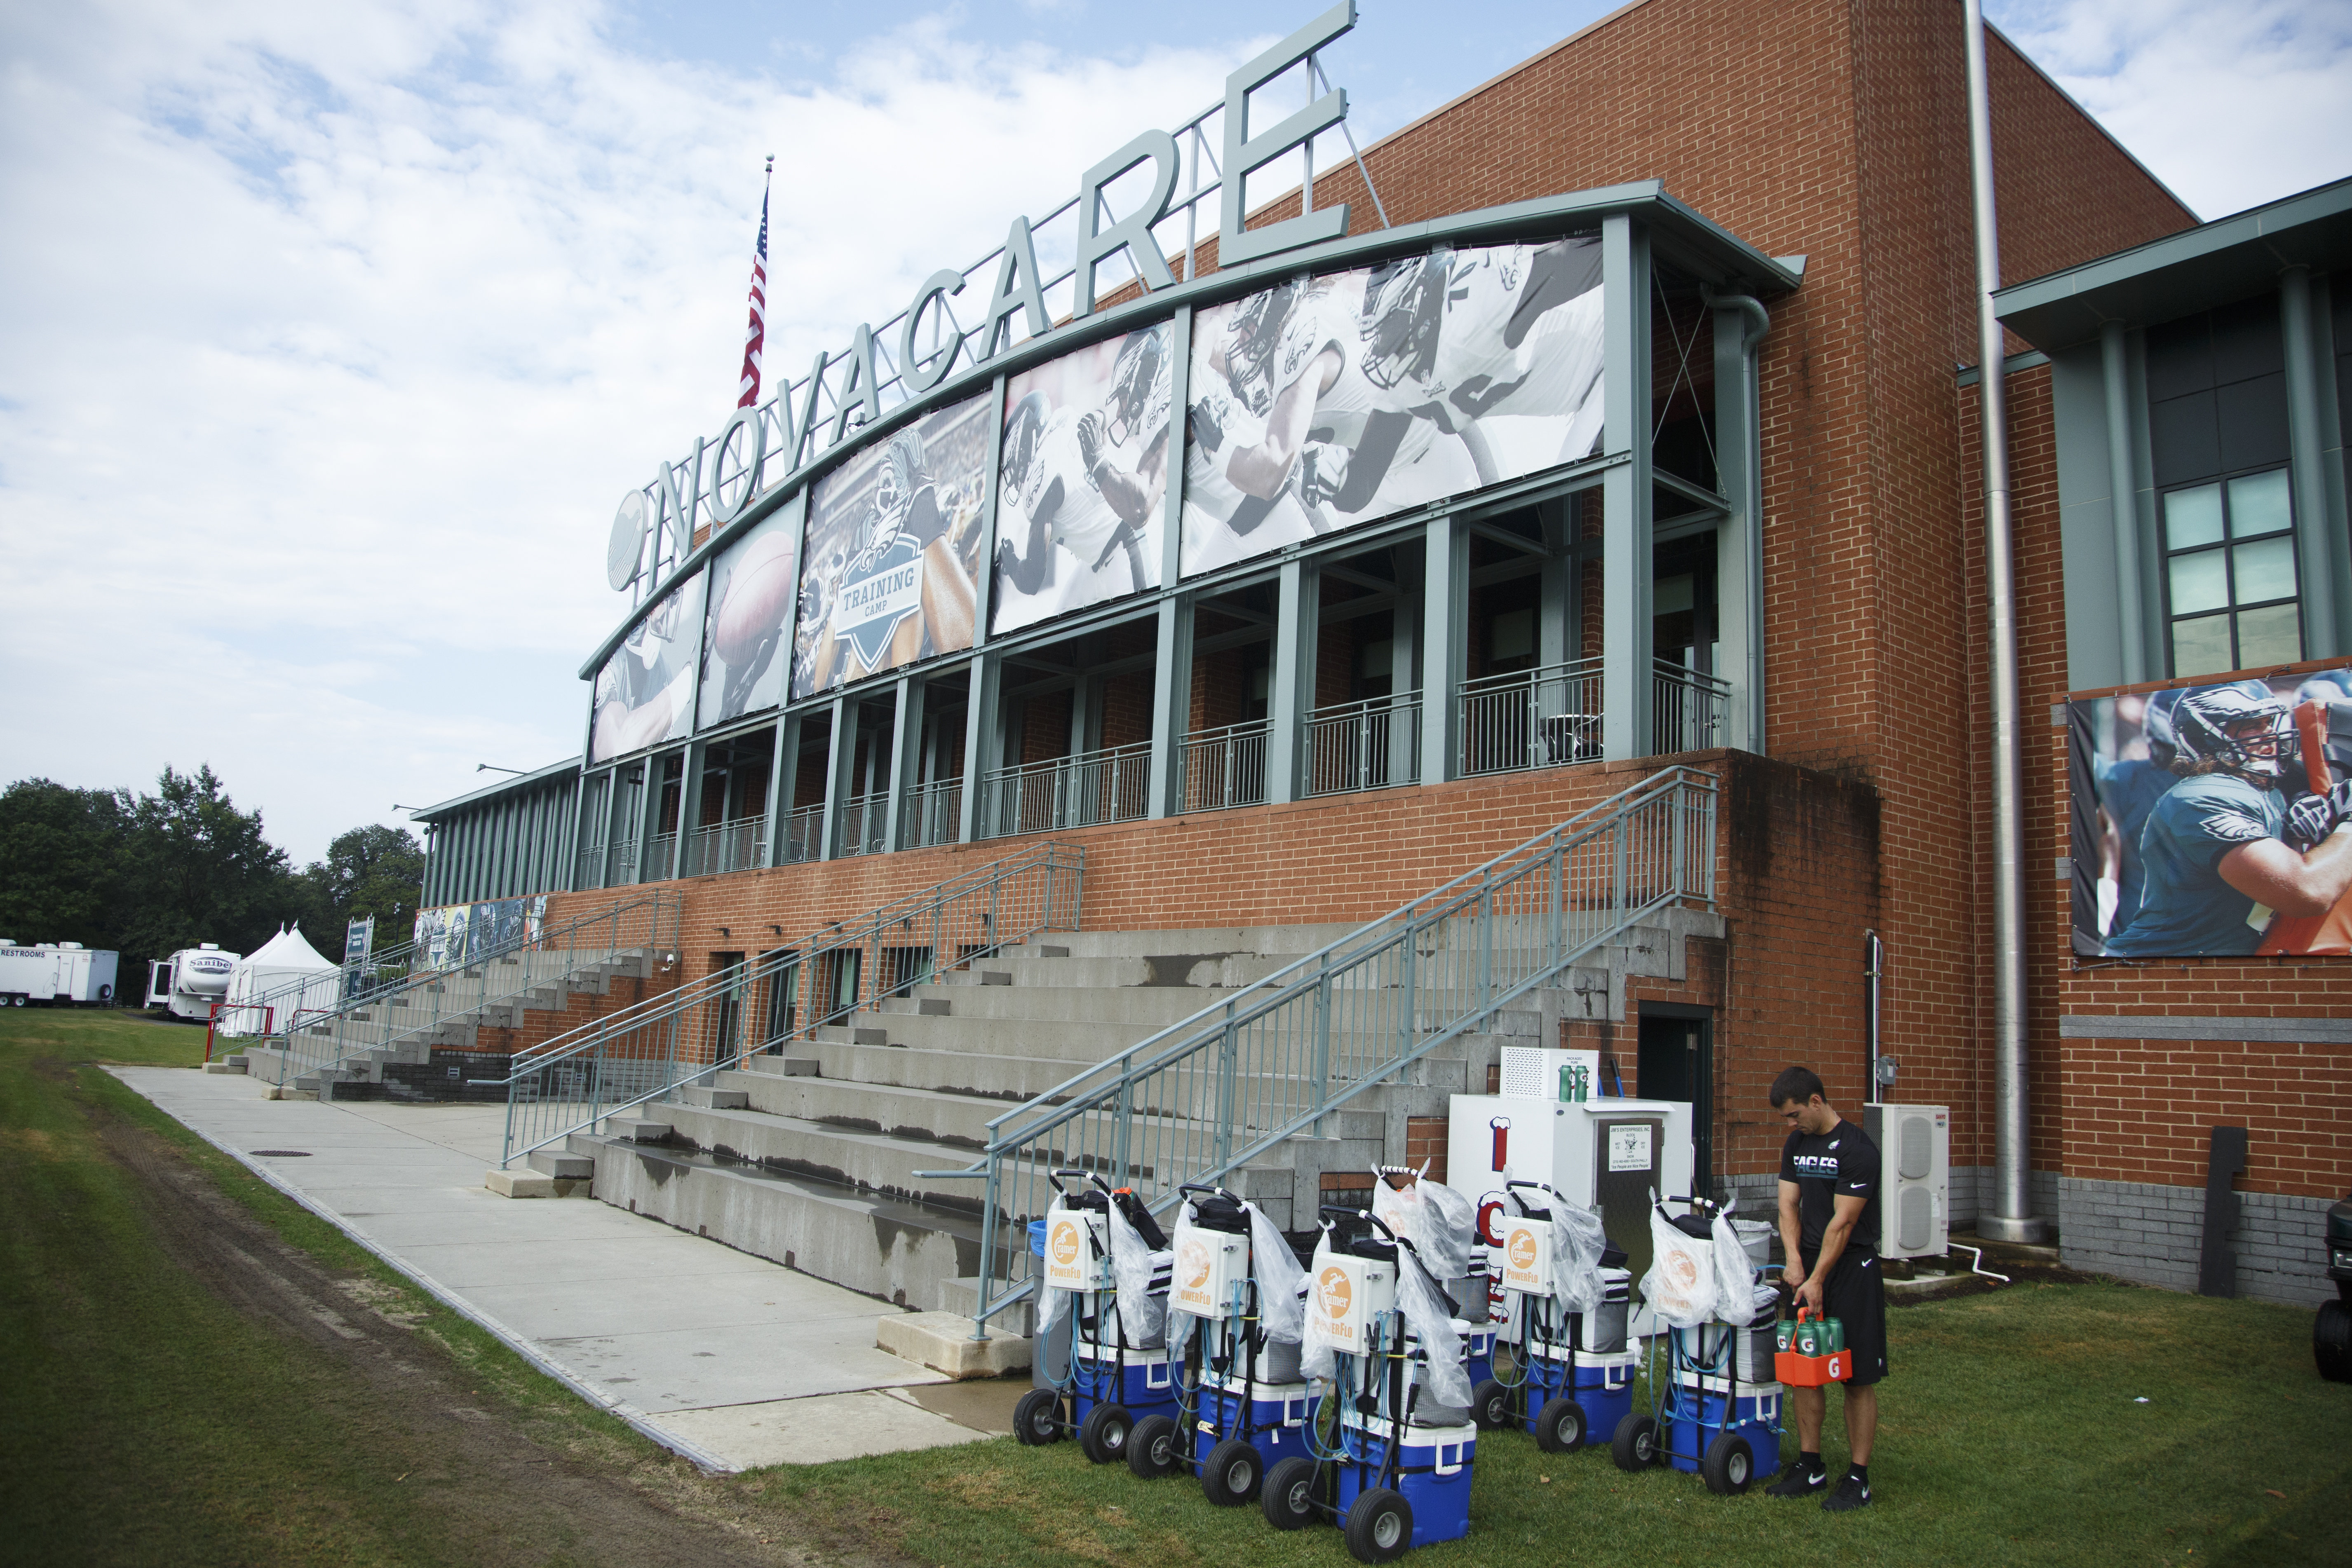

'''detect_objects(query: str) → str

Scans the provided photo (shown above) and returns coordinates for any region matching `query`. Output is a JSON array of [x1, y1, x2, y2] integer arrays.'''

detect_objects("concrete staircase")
[[236, 946, 661, 1097], [575, 907, 1723, 1324]]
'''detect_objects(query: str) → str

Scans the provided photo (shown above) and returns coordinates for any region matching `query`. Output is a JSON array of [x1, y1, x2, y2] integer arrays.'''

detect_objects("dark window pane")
[[2216, 373, 2290, 473], [2209, 293, 2284, 385], [2150, 390, 2221, 487], [2235, 603, 2301, 668], [2170, 613, 2233, 679], [2145, 313, 2213, 401]]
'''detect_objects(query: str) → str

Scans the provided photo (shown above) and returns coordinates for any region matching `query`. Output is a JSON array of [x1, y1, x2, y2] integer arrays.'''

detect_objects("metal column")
[[1601, 213, 1654, 762], [819, 695, 852, 861], [2282, 266, 2346, 659], [1268, 556, 1315, 803], [2099, 320, 2148, 683], [885, 676, 922, 853], [1712, 294, 1767, 752], [1418, 515, 1464, 786]]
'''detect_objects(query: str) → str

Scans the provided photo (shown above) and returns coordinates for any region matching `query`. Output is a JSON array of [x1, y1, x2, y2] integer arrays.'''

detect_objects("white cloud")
[[1993, 0, 2352, 218], [0, 0, 1243, 860]]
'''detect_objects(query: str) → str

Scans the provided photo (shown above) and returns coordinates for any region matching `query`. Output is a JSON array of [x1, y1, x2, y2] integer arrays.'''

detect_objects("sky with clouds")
[[2, 0, 2347, 867]]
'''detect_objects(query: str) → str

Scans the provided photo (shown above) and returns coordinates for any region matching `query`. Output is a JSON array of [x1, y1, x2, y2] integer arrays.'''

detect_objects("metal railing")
[[1459, 657, 1605, 776], [1303, 692, 1422, 798], [1178, 720, 1269, 813], [496, 842, 1086, 1167], [782, 804, 824, 864], [945, 764, 1718, 1333], [263, 893, 681, 1095], [681, 815, 768, 877], [837, 790, 892, 857], [647, 832, 678, 881], [904, 778, 964, 849], [983, 742, 1151, 838], [606, 839, 640, 887], [1654, 661, 1732, 755]]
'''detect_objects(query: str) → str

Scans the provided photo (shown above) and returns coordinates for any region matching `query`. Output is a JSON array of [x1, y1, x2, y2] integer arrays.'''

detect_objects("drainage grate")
[[251, 1149, 312, 1157]]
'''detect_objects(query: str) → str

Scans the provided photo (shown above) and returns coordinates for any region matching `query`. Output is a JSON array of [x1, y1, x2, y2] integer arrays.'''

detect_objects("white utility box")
[[1495, 1209, 1552, 1297], [1169, 1225, 1248, 1318], [1447, 1092, 1693, 1293], [1042, 1207, 1111, 1292], [1862, 1102, 1950, 1259], [1310, 1251, 1397, 1357]]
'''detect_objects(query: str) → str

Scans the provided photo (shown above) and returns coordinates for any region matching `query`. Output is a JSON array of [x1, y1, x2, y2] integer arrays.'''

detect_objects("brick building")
[[398, 0, 2351, 1308]]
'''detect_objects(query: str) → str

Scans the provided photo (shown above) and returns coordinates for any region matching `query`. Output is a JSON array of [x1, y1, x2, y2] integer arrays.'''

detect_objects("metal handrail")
[[1459, 656, 1605, 776], [682, 815, 770, 877], [1302, 691, 1422, 798], [1177, 720, 1270, 813], [903, 777, 964, 850], [982, 741, 1151, 837], [782, 803, 824, 864], [1653, 659, 1733, 755], [943, 764, 1718, 1333], [260, 891, 681, 1096], [837, 790, 892, 858], [495, 842, 1086, 1167]]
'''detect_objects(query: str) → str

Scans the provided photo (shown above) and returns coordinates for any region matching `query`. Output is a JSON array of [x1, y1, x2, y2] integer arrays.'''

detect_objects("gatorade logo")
[[1507, 1229, 1539, 1272], [1178, 1238, 1211, 1291], [1317, 1265, 1352, 1322], [1049, 1220, 1081, 1267]]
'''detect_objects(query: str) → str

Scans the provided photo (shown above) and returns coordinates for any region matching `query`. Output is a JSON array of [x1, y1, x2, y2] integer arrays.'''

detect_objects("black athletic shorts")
[[1799, 1247, 1889, 1388]]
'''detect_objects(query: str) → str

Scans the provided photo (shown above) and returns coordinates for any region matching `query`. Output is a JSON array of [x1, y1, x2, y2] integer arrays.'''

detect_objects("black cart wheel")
[[1127, 1413, 1183, 1478], [1012, 1388, 1063, 1446], [1343, 1486, 1414, 1564], [2317, 1298, 2352, 1384], [1702, 1432, 1755, 1494], [1262, 1456, 1322, 1530], [1471, 1377, 1511, 1431], [1077, 1402, 1133, 1464], [1534, 1395, 1587, 1453], [1611, 1412, 1660, 1472], [1200, 1437, 1263, 1506]]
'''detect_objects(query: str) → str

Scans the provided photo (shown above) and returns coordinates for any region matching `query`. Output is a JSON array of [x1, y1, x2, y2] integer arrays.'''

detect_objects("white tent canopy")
[[220, 925, 341, 1036]]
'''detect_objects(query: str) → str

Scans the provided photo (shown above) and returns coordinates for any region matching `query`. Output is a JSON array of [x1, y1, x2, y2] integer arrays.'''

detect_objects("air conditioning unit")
[[1861, 1103, 1948, 1260]]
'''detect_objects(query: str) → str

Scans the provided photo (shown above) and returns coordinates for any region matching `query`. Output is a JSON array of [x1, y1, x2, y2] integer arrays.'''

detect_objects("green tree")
[[0, 779, 133, 947], [291, 825, 426, 956], [117, 765, 295, 967]]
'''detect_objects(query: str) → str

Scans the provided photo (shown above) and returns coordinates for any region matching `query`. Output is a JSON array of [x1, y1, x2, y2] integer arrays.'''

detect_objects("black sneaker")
[[1764, 1466, 1826, 1498], [1822, 1474, 1872, 1512]]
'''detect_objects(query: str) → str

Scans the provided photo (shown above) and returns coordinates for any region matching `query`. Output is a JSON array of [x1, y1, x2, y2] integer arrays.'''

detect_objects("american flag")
[[737, 157, 773, 408]]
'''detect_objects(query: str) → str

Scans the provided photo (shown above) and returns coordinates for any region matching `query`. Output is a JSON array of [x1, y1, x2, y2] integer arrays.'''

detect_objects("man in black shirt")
[[1764, 1066, 1887, 1513]]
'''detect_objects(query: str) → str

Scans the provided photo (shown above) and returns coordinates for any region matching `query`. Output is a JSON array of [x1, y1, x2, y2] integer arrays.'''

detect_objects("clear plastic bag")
[[1371, 1172, 1476, 1282], [1166, 1204, 1215, 1323], [1396, 1250, 1472, 1410], [1550, 1200, 1608, 1317], [1300, 1232, 1340, 1383], [1640, 1206, 1719, 1329], [1035, 1197, 1074, 1347], [1249, 1202, 1307, 1344], [1709, 1206, 1762, 1327], [1105, 1191, 1165, 1346]]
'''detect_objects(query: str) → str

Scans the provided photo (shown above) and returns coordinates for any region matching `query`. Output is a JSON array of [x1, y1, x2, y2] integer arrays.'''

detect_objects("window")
[[2162, 467, 2299, 677]]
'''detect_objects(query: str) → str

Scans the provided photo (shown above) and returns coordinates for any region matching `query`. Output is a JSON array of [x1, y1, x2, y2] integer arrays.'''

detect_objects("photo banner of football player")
[[992, 323, 1175, 636], [792, 390, 991, 699], [589, 568, 706, 764], [2067, 662, 2352, 958], [1179, 238, 1606, 578], [698, 507, 800, 727]]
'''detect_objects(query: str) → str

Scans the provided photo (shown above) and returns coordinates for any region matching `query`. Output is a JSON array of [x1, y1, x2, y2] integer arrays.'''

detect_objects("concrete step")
[[526, 1149, 596, 1179], [611, 1117, 673, 1143], [583, 1138, 995, 1309], [677, 1085, 750, 1110], [1000, 924, 1361, 959], [936, 1275, 1037, 1338]]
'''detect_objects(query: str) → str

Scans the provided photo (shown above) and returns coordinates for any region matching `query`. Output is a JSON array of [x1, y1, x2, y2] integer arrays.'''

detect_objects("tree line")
[[0, 765, 424, 1002]]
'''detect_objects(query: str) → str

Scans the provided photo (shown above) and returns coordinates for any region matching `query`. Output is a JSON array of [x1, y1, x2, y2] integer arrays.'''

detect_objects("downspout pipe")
[[1964, 0, 2052, 1244], [1864, 929, 1884, 1106], [1703, 285, 1771, 754]]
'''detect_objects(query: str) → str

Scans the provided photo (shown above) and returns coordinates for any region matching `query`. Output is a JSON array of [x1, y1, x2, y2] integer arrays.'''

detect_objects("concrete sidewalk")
[[114, 1066, 1020, 1471]]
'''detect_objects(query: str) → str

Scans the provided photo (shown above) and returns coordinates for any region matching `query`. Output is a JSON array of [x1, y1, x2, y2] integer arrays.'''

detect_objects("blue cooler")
[[1335, 1421, 1476, 1548], [1461, 1324, 1497, 1389], [1664, 1379, 1781, 1481], [1572, 1349, 1638, 1446], [1070, 1340, 1182, 1423], [1190, 1381, 1311, 1470]]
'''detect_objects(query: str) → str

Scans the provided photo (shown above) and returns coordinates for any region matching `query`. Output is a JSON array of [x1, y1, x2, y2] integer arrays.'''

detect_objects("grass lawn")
[[5, 1007, 2345, 1568]]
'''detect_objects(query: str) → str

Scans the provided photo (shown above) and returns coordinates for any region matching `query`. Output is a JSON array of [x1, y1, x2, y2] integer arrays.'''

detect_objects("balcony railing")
[[837, 790, 891, 857], [1654, 661, 1732, 755], [1303, 692, 1422, 798], [782, 804, 823, 865], [681, 815, 768, 877], [605, 839, 639, 886], [646, 832, 678, 881], [983, 741, 1151, 838], [903, 777, 963, 849], [1178, 720, 1269, 813], [1459, 658, 1603, 777]]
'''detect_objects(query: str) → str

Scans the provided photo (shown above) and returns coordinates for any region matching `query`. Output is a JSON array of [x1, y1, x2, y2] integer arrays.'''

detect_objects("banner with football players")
[[992, 324, 1174, 636], [791, 391, 991, 699], [1180, 238, 1606, 578], [589, 568, 705, 764], [2067, 662, 2352, 957], [699, 506, 799, 726]]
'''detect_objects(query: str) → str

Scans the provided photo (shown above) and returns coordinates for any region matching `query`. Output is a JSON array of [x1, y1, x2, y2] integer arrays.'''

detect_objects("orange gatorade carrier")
[[1774, 1308, 1850, 1387]]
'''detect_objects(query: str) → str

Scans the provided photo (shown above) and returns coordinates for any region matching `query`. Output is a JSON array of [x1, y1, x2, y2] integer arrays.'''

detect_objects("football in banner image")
[[713, 527, 798, 667]]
